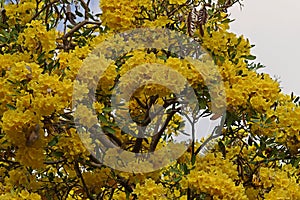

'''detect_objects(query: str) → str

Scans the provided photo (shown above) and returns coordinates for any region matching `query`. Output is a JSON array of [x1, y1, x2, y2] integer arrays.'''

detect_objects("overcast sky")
[[229, 0, 300, 96]]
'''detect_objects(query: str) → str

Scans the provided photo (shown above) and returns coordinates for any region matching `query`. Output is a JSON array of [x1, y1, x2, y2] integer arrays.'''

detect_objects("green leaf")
[[0, 35, 6, 43], [102, 107, 112, 112], [0, 29, 9, 38], [237, 37, 242, 45], [292, 157, 300, 167], [198, 98, 207, 109], [98, 114, 107, 123], [48, 172, 54, 181], [243, 55, 256, 60], [191, 154, 196, 165], [182, 163, 189, 175], [248, 62, 265, 70], [265, 116, 275, 124], [218, 141, 226, 156], [237, 69, 243, 75], [75, 10, 84, 17], [157, 55, 167, 61], [260, 140, 266, 151], [173, 176, 182, 182], [1, 138, 8, 145], [37, 51, 46, 64], [103, 126, 115, 134], [294, 96, 300, 103], [6, 104, 16, 110], [52, 151, 64, 158], [248, 136, 253, 146], [48, 136, 59, 146], [218, 55, 225, 62], [67, 24, 74, 29]]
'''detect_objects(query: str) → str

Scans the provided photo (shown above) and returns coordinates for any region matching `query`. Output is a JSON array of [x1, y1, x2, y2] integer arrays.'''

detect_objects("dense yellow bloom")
[[182, 169, 247, 199], [82, 168, 115, 194], [194, 152, 239, 180], [55, 128, 91, 161], [143, 16, 173, 27], [100, 0, 139, 31], [219, 59, 280, 111], [93, 102, 105, 113], [17, 20, 57, 55], [4, 0, 36, 26], [1, 0, 300, 199], [259, 166, 300, 199], [0, 190, 41, 200], [169, 0, 186, 5], [73, 104, 98, 128], [133, 179, 168, 200]]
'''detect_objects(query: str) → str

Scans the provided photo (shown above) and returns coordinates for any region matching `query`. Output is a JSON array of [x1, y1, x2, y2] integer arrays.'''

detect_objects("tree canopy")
[[1, 0, 300, 199]]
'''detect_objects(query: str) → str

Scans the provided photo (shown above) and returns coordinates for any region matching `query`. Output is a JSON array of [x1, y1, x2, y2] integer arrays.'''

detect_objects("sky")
[[228, 0, 300, 96]]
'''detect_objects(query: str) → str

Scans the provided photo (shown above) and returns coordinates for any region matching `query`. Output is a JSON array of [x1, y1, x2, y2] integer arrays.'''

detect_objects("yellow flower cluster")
[[29, 74, 73, 114], [82, 168, 115, 194], [0, 54, 32, 114], [169, 0, 186, 5], [54, 128, 91, 162], [248, 93, 300, 151], [0, 55, 74, 168], [17, 20, 57, 56], [0, 189, 41, 200], [73, 104, 98, 128], [259, 166, 300, 199], [181, 152, 248, 199], [1, 0, 300, 199], [58, 46, 91, 80], [100, 0, 140, 31], [195, 152, 239, 180], [223, 62, 280, 111], [202, 31, 251, 62], [199, 15, 282, 114], [100, 0, 181, 30], [133, 179, 168, 200], [1, 167, 42, 199], [143, 16, 173, 28], [4, 0, 36, 26]]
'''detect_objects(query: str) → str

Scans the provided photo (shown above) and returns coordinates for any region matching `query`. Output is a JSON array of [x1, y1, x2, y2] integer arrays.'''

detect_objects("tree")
[[1, 0, 300, 199]]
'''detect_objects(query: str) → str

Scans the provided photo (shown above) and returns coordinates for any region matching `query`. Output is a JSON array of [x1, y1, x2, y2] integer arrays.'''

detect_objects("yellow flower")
[[4, 0, 36, 26], [100, 0, 139, 31], [133, 179, 168, 200], [17, 20, 57, 55], [93, 102, 105, 113], [169, 0, 186, 5]]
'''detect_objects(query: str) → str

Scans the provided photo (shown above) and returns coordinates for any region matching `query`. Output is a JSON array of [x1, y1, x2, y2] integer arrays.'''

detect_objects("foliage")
[[1, 0, 300, 199]]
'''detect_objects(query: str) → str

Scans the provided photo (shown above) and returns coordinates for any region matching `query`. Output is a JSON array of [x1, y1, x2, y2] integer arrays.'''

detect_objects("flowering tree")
[[1, 0, 300, 199]]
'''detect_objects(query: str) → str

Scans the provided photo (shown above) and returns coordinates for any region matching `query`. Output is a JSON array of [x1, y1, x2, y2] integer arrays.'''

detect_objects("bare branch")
[[74, 161, 94, 200]]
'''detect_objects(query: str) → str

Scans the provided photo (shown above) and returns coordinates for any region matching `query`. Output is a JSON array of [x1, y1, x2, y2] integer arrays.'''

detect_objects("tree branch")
[[149, 108, 180, 152], [74, 161, 94, 200], [31, 0, 60, 20]]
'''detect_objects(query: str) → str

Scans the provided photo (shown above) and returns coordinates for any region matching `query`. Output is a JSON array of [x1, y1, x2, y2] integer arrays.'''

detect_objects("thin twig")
[[78, 0, 90, 20], [150, 108, 180, 152], [74, 161, 94, 200], [63, 20, 101, 39], [31, 0, 59, 20]]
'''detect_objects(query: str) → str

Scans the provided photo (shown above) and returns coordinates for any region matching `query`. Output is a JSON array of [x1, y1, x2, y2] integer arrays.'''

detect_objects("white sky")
[[229, 0, 300, 96]]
